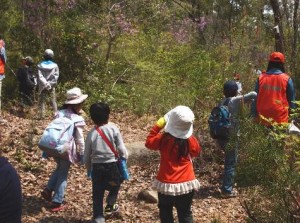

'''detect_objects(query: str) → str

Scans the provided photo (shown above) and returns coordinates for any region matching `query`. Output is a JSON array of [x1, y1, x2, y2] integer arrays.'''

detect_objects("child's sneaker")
[[92, 216, 105, 223], [41, 188, 52, 202], [220, 190, 238, 198], [105, 204, 119, 214], [48, 202, 67, 212]]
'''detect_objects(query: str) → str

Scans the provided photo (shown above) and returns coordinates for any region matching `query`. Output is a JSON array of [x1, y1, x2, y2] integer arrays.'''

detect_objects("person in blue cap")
[[216, 80, 257, 197]]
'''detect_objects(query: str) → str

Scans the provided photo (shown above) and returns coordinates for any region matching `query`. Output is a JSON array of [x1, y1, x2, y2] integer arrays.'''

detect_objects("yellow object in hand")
[[156, 117, 166, 128]]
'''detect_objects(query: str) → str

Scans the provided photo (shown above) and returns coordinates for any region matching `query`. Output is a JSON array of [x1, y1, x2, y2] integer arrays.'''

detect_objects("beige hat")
[[22, 56, 34, 65], [164, 106, 194, 139], [64, 87, 88, 105]]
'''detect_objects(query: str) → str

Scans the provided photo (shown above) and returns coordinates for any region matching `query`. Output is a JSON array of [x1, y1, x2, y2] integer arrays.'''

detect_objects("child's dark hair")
[[267, 61, 285, 73], [224, 89, 237, 97], [89, 102, 110, 126], [161, 133, 190, 160], [223, 80, 238, 97], [60, 103, 82, 114], [175, 138, 189, 159], [43, 55, 53, 61], [26, 60, 34, 66]]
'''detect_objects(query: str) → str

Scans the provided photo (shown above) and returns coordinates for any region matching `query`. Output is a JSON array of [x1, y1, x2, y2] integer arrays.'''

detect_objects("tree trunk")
[[291, 0, 299, 76], [270, 0, 285, 53]]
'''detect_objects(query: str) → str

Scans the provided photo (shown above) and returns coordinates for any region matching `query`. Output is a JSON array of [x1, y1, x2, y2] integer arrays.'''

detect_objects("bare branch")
[[111, 68, 129, 91]]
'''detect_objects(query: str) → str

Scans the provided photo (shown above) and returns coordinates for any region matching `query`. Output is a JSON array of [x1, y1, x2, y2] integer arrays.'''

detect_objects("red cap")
[[269, 52, 285, 63]]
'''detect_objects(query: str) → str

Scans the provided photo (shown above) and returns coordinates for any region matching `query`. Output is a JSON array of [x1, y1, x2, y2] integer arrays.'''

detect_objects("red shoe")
[[41, 188, 52, 202], [48, 202, 67, 212]]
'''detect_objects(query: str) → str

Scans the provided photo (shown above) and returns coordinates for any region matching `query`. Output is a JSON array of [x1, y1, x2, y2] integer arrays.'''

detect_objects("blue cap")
[[223, 80, 238, 91]]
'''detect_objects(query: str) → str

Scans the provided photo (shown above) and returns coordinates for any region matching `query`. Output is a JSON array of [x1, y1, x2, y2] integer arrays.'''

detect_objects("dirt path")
[[0, 110, 247, 222]]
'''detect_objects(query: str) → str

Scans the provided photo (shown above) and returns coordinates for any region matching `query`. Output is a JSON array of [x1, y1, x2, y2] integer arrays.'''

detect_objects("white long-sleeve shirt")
[[37, 60, 59, 93]]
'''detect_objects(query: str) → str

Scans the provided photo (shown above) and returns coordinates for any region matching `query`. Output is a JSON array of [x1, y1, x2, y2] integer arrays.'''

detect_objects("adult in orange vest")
[[252, 52, 296, 126], [0, 38, 5, 76], [0, 35, 7, 118]]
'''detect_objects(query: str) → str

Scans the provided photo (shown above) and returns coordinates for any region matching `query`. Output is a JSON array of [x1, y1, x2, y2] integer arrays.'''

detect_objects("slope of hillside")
[[0, 109, 247, 223]]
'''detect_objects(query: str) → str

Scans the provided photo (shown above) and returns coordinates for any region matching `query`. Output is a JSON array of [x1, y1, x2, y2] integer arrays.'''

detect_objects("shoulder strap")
[[95, 127, 119, 158], [222, 98, 230, 106]]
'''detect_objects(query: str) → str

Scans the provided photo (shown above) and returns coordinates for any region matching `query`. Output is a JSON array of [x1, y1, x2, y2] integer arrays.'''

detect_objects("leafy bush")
[[237, 110, 300, 222]]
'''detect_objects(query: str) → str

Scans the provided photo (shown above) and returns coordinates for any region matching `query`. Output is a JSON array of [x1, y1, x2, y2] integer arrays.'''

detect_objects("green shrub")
[[237, 110, 300, 222]]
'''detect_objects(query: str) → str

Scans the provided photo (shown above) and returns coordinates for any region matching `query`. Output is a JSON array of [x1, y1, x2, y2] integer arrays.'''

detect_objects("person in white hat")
[[37, 49, 59, 118], [145, 105, 201, 223], [41, 87, 88, 212]]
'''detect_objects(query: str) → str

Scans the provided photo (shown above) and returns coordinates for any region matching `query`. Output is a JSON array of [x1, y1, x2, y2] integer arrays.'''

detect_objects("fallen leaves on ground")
[[0, 108, 247, 223]]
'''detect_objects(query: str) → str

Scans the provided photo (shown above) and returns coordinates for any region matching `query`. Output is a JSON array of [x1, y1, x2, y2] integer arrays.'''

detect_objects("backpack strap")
[[95, 127, 119, 158], [222, 98, 231, 106]]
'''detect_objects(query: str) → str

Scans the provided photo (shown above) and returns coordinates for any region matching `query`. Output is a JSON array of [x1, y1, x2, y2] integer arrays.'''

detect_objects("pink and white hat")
[[64, 87, 88, 105]]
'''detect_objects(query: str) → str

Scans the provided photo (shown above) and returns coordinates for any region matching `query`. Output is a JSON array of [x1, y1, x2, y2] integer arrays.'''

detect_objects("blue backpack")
[[38, 114, 83, 159], [208, 98, 231, 140]]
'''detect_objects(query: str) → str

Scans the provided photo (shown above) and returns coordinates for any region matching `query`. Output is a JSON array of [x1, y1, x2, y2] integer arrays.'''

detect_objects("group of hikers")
[[0, 49, 296, 223], [16, 48, 59, 119], [0, 37, 59, 120]]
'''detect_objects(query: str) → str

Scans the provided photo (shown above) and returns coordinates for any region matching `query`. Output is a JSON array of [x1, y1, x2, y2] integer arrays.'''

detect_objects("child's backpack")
[[38, 114, 83, 160], [208, 98, 231, 140]]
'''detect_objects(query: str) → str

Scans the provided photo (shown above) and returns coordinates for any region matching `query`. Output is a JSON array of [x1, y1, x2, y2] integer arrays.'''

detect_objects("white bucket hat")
[[64, 87, 88, 105], [164, 105, 195, 139]]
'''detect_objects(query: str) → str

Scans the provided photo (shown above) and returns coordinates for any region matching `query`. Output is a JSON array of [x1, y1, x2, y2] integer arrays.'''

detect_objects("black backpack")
[[208, 98, 231, 140]]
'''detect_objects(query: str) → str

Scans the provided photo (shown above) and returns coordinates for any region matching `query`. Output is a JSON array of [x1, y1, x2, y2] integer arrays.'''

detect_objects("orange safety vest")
[[0, 58, 4, 74], [256, 72, 290, 126]]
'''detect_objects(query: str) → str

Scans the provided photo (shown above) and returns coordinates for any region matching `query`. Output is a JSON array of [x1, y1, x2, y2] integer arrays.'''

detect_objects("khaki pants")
[[38, 87, 57, 118]]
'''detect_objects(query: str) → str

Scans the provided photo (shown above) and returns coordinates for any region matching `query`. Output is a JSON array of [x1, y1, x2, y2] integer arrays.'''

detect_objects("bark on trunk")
[[270, 0, 285, 53]]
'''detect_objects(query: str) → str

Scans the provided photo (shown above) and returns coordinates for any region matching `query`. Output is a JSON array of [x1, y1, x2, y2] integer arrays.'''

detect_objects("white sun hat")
[[164, 105, 195, 139], [64, 87, 88, 105]]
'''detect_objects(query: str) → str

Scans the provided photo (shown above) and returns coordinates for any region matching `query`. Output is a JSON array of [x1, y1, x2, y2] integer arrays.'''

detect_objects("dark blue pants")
[[0, 157, 22, 223], [217, 139, 238, 194], [158, 190, 194, 223], [222, 147, 237, 193], [47, 158, 71, 203], [92, 162, 121, 219]]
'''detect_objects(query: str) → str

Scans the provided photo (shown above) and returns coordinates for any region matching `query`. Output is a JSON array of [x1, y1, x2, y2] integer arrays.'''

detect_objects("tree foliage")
[[1, 1, 300, 221], [2, 0, 280, 109], [237, 114, 300, 222]]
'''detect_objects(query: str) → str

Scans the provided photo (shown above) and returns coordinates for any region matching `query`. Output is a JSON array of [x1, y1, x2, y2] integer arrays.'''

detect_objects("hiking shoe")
[[48, 202, 67, 212], [105, 204, 119, 213], [92, 216, 105, 223], [41, 188, 52, 202], [221, 190, 238, 198]]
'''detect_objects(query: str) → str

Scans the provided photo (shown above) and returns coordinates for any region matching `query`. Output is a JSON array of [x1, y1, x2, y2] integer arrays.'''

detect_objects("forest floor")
[[0, 107, 248, 223]]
